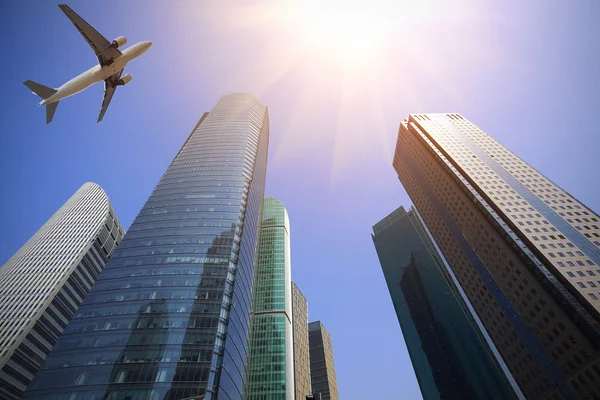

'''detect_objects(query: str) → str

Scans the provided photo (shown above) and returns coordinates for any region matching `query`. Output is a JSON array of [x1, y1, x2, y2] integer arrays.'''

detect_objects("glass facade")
[[246, 196, 294, 400], [292, 282, 311, 400], [0, 182, 123, 400], [372, 206, 519, 400], [23, 93, 270, 400], [308, 321, 338, 400], [393, 113, 600, 399]]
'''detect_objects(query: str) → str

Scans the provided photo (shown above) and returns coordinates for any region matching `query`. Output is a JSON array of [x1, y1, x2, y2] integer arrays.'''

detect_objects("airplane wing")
[[58, 4, 121, 67], [98, 70, 123, 123]]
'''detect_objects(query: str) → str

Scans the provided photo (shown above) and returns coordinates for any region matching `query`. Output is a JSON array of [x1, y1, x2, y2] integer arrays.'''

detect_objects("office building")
[[308, 321, 338, 400], [24, 94, 270, 400], [292, 282, 311, 400], [372, 205, 520, 399], [246, 196, 294, 399], [0, 182, 123, 399], [393, 113, 600, 399]]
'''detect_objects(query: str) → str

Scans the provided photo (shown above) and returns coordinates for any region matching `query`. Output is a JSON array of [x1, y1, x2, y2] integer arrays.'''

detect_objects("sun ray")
[[176, 0, 510, 189]]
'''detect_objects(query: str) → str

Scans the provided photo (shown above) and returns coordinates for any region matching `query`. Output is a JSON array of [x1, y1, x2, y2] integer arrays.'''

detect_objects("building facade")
[[393, 113, 600, 399], [0, 182, 123, 399], [24, 94, 270, 400], [292, 282, 311, 400], [246, 196, 294, 399], [372, 205, 520, 399], [308, 321, 338, 400]]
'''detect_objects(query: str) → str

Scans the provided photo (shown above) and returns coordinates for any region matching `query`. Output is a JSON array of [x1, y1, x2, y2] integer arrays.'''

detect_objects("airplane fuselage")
[[40, 41, 152, 106]]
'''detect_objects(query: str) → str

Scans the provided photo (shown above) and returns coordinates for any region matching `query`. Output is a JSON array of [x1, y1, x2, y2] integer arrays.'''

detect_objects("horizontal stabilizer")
[[46, 102, 59, 124], [23, 80, 57, 99]]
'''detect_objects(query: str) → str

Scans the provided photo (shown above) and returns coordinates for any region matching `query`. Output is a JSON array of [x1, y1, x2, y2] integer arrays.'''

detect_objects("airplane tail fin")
[[46, 102, 59, 124], [23, 80, 59, 124], [23, 80, 57, 99]]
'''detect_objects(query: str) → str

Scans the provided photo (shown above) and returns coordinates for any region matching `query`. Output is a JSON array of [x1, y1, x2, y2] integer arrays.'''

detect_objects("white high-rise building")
[[0, 182, 123, 399]]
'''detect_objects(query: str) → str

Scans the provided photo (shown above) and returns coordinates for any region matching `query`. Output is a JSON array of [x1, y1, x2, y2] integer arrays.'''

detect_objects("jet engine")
[[117, 74, 132, 86], [111, 36, 127, 48]]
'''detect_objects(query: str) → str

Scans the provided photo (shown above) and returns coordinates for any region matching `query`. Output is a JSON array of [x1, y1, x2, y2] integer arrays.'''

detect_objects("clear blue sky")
[[1, 1, 600, 399]]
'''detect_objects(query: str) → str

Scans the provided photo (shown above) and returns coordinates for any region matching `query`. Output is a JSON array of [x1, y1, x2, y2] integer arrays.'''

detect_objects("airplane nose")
[[146, 41, 152, 48]]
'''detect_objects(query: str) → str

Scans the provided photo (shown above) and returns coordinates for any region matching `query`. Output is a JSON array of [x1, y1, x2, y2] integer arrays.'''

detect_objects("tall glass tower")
[[372, 205, 520, 400], [246, 196, 294, 400], [393, 113, 600, 399], [0, 182, 123, 400], [24, 94, 270, 400]]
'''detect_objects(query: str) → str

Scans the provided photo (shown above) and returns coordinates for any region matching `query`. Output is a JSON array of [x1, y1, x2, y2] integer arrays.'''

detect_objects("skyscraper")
[[393, 113, 600, 399], [308, 321, 338, 400], [24, 94, 270, 400], [292, 282, 311, 400], [372, 205, 521, 399], [0, 182, 123, 400], [246, 196, 294, 399]]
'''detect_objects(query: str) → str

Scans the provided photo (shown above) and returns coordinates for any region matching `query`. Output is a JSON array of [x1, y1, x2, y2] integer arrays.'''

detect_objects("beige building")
[[393, 113, 600, 399], [292, 282, 311, 400]]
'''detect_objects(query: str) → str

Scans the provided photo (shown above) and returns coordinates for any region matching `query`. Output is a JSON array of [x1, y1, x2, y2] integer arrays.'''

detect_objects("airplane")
[[23, 4, 152, 124]]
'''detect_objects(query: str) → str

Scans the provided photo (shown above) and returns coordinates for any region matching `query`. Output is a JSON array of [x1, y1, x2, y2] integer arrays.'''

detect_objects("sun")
[[275, 0, 448, 72], [191, 0, 466, 183], [290, 2, 386, 68]]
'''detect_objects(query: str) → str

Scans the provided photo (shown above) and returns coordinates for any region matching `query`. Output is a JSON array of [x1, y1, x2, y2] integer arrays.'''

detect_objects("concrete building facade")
[[393, 113, 600, 399]]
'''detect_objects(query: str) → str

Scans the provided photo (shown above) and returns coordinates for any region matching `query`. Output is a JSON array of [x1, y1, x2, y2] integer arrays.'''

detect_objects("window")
[[589, 293, 598, 300]]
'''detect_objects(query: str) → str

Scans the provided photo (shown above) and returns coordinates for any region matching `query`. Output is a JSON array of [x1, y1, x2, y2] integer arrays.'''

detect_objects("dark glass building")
[[372, 206, 520, 400], [308, 321, 338, 400], [24, 93, 270, 400]]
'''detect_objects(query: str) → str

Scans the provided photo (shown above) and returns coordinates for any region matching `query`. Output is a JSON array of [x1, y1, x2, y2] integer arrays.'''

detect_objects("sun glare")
[[292, 2, 386, 67], [195, 0, 469, 184], [279, 0, 448, 71]]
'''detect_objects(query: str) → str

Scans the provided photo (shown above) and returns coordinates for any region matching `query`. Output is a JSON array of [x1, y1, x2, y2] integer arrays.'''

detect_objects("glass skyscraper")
[[308, 321, 338, 400], [393, 113, 600, 399], [246, 196, 294, 399], [24, 93, 270, 400], [292, 282, 311, 400], [372, 205, 520, 400], [0, 182, 123, 400]]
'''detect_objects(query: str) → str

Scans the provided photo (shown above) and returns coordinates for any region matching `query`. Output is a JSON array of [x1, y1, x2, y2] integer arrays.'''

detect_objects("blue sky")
[[1, 1, 600, 399]]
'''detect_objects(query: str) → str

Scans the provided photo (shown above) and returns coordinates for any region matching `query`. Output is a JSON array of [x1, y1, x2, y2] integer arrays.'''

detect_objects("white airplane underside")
[[23, 4, 151, 124]]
